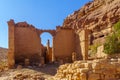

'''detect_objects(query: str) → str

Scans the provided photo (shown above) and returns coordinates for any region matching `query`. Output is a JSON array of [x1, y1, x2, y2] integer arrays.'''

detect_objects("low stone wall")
[[54, 59, 120, 80]]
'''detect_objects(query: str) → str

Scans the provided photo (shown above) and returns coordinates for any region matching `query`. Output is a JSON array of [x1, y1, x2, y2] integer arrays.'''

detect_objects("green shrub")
[[104, 21, 120, 54]]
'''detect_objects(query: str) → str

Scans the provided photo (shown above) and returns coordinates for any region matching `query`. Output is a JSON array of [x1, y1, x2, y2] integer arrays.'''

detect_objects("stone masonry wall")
[[8, 20, 41, 65], [7, 20, 15, 68], [53, 28, 75, 62], [75, 29, 89, 60], [15, 25, 41, 64], [8, 20, 89, 67], [55, 58, 120, 80]]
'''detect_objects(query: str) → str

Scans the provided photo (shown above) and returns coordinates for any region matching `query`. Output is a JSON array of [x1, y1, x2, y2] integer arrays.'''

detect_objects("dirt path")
[[0, 64, 59, 80]]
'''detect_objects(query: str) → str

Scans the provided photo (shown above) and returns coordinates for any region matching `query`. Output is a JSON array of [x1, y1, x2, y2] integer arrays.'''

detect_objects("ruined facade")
[[7, 19, 89, 68]]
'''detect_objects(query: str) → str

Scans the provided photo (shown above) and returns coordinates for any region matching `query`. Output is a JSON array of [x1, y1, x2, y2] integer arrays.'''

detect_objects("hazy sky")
[[0, 0, 91, 48]]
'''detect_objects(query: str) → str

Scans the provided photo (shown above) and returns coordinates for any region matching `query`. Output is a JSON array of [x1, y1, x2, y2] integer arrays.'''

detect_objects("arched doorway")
[[40, 32, 52, 47], [40, 32, 53, 63]]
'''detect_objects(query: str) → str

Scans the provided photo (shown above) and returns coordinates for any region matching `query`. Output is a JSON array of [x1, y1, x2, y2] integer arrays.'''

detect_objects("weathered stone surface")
[[17, 65, 22, 69], [92, 62, 101, 70], [72, 52, 77, 62], [84, 62, 92, 69], [24, 59, 30, 66], [80, 73, 87, 80], [54, 59, 120, 80], [88, 73, 100, 80], [8, 20, 85, 67], [96, 45, 107, 58], [80, 68, 89, 73], [62, 0, 120, 44]]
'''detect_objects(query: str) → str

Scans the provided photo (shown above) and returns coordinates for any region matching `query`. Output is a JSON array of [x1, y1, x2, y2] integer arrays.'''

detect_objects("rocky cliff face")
[[63, 0, 120, 41]]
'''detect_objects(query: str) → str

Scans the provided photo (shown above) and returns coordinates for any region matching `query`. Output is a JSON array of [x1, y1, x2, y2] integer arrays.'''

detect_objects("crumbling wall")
[[96, 45, 107, 58], [75, 29, 89, 60], [79, 29, 89, 60], [15, 24, 41, 64], [75, 31, 82, 60], [7, 20, 15, 68], [55, 58, 120, 80], [53, 28, 75, 62], [7, 19, 89, 68], [8, 20, 41, 66]]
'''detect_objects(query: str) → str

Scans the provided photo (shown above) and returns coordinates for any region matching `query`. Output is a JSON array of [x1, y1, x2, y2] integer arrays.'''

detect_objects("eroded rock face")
[[63, 0, 120, 43]]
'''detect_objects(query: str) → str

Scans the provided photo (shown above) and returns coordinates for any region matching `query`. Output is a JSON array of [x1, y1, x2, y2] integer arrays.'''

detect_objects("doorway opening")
[[40, 32, 53, 63]]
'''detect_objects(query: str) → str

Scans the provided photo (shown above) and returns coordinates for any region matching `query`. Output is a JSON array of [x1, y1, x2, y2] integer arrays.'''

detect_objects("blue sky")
[[0, 0, 91, 48]]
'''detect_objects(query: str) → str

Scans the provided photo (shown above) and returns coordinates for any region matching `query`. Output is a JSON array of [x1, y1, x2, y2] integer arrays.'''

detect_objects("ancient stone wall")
[[96, 45, 107, 58], [7, 19, 89, 68], [79, 29, 89, 60], [75, 29, 89, 60], [55, 58, 120, 80], [74, 31, 82, 60], [8, 20, 41, 66], [15, 24, 41, 64], [53, 28, 75, 62], [7, 20, 15, 68]]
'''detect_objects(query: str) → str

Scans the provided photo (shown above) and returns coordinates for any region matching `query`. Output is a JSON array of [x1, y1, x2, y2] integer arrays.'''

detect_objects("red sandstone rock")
[[62, 0, 120, 43]]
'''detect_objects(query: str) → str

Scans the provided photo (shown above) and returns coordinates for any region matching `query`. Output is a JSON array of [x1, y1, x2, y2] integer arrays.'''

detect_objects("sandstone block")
[[66, 74, 72, 80], [80, 73, 87, 80], [88, 73, 100, 80], [24, 59, 30, 66], [116, 67, 120, 72], [59, 65, 67, 70], [104, 74, 116, 80], [100, 74, 105, 80], [92, 62, 101, 70], [110, 58, 118, 62], [84, 62, 92, 69], [68, 68, 73, 74], [103, 68, 116, 75], [93, 69, 103, 74], [74, 63, 85, 68], [72, 76, 78, 80], [80, 68, 89, 73], [17, 65, 22, 69], [118, 58, 120, 63], [103, 63, 116, 70]]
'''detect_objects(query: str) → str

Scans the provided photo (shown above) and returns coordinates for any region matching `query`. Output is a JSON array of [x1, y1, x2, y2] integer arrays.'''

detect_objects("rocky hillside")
[[63, 0, 120, 40], [0, 47, 8, 61]]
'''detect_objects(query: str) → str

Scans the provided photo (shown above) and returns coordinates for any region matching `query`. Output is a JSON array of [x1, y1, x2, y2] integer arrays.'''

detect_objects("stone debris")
[[54, 59, 120, 80], [0, 69, 46, 80], [13, 72, 45, 80]]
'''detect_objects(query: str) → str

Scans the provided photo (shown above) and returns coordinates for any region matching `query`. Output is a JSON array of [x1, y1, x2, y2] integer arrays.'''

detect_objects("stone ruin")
[[55, 58, 120, 80], [7, 19, 89, 68]]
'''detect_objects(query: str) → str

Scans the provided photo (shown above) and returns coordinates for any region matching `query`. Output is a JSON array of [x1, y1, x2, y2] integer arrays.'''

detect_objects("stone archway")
[[7, 19, 88, 68], [37, 29, 56, 63], [37, 29, 56, 37]]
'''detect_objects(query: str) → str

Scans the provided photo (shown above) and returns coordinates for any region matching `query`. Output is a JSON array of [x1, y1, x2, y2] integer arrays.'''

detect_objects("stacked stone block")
[[54, 59, 120, 80]]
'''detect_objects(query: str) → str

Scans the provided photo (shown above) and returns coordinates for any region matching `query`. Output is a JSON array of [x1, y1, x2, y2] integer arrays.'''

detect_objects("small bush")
[[104, 21, 120, 54]]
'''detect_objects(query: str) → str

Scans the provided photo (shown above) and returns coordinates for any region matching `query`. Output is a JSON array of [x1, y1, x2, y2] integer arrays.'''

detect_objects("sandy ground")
[[0, 63, 59, 80]]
